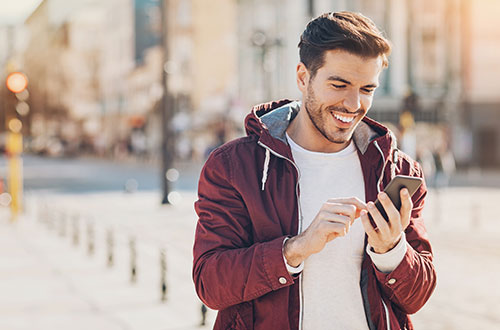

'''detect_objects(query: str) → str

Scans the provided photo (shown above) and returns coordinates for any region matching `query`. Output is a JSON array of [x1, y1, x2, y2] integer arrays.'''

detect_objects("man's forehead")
[[317, 50, 383, 84]]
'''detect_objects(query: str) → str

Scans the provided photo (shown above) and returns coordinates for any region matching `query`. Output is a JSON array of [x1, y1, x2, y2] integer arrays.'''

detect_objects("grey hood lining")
[[259, 101, 382, 155]]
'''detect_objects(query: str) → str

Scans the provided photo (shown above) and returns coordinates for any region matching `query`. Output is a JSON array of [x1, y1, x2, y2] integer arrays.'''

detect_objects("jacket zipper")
[[257, 141, 305, 330], [373, 140, 391, 330]]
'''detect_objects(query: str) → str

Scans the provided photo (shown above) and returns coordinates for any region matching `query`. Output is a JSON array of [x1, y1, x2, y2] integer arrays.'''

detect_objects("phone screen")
[[369, 175, 422, 225]]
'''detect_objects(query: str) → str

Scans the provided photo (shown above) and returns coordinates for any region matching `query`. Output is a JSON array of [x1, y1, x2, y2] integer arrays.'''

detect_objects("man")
[[193, 12, 436, 330]]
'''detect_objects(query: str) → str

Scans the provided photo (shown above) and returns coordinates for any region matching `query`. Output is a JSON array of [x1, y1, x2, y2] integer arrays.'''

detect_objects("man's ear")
[[296, 62, 310, 93]]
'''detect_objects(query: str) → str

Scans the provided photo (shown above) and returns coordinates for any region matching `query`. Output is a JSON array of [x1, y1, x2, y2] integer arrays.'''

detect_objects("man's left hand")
[[360, 188, 413, 254]]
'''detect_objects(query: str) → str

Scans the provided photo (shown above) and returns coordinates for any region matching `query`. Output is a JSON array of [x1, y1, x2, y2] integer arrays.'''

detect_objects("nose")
[[343, 90, 361, 113]]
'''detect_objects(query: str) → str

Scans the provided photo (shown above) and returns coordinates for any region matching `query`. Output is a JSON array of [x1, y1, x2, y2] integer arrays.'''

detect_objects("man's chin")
[[327, 131, 354, 145], [329, 139, 350, 145]]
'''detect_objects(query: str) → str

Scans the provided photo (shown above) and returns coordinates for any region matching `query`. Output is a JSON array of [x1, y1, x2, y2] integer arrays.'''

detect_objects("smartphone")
[[369, 175, 423, 224]]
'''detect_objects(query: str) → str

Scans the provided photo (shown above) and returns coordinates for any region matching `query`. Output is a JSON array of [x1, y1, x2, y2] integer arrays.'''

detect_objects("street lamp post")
[[160, 0, 174, 204], [5, 71, 29, 220], [307, 0, 315, 18]]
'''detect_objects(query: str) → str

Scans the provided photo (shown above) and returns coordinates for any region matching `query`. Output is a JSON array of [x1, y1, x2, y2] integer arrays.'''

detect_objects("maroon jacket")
[[193, 100, 436, 330]]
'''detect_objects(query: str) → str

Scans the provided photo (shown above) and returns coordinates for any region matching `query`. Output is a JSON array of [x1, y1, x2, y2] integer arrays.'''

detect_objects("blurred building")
[[22, 0, 238, 159], [188, 0, 239, 158], [23, 0, 135, 155], [134, 0, 162, 65], [129, 0, 239, 161], [460, 0, 500, 168]]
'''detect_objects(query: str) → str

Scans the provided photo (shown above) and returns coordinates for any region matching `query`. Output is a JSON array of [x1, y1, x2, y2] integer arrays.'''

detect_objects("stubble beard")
[[304, 85, 361, 145]]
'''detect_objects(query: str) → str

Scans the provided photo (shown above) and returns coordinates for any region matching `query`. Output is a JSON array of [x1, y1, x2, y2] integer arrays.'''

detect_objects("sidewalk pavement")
[[1, 188, 500, 329], [0, 191, 216, 330]]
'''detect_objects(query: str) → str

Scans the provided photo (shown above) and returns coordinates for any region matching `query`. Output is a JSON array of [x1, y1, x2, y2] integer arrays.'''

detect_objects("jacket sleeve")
[[192, 147, 295, 310], [373, 160, 437, 314]]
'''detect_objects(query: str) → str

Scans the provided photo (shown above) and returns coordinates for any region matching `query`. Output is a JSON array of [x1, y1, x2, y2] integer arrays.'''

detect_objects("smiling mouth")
[[332, 112, 356, 124]]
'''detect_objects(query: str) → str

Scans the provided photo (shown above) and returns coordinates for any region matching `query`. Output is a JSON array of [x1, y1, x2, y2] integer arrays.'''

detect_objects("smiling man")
[[193, 12, 436, 330]]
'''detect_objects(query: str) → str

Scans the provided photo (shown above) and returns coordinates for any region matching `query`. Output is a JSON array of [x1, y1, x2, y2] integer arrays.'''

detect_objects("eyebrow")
[[326, 75, 378, 89]]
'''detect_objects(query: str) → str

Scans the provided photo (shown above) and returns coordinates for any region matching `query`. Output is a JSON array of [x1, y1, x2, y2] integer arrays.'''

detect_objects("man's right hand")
[[283, 197, 366, 267]]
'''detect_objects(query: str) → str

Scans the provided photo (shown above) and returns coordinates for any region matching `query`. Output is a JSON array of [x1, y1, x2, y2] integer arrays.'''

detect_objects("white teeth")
[[333, 113, 354, 123]]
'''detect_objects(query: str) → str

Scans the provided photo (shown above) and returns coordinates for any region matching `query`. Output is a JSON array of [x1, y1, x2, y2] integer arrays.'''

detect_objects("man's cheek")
[[362, 97, 373, 110]]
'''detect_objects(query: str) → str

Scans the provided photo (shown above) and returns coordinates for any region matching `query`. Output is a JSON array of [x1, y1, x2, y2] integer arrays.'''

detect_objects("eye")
[[331, 84, 346, 89], [362, 88, 375, 94]]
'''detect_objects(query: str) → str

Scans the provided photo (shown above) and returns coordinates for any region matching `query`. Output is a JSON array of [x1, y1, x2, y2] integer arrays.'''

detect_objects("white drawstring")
[[261, 149, 270, 191], [373, 141, 385, 193], [374, 141, 400, 192], [391, 149, 398, 180]]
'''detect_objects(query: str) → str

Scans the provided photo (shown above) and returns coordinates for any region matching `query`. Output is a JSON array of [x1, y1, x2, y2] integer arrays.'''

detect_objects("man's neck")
[[286, 107, 350, 153]]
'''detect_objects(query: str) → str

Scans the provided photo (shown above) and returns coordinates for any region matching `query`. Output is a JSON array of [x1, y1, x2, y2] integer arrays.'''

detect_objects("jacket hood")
[[244, 99, 397, 159]]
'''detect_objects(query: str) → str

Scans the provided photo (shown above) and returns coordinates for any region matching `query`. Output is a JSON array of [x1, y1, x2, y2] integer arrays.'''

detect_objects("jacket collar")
[[246, 100, 396, 162]]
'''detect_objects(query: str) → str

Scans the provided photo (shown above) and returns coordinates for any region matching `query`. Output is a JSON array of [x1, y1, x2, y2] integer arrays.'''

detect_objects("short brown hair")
[[298, 12, 392, 78]]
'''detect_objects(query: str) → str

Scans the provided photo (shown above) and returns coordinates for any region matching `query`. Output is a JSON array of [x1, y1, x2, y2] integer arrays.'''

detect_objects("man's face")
[[298, 49, 383, 151]]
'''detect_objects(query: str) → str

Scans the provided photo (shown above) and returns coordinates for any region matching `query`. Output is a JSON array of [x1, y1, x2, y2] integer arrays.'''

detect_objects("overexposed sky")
[[0, 0, 43, 24]]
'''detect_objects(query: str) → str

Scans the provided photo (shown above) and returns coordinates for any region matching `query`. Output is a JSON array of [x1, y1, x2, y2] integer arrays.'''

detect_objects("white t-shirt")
[[287, 135, 369, 330]]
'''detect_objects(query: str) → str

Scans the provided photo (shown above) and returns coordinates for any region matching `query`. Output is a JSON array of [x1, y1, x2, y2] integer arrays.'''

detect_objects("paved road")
[[2, 154, 500, 195], [0, 154, 202, 193]]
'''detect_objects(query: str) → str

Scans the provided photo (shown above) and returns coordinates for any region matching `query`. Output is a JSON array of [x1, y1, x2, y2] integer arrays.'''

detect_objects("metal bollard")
[[72, 215, 80, 246], [87, 221, 95, 256], [130, 237, 137, 283], [160, 248, 167, 302], [107, 229, 114, 267], [201, 303, 207, 326]]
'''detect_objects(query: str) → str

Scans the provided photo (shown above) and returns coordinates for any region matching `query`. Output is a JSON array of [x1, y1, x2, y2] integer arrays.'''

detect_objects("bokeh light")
[[8, 118, 22, 133], [0, 193, 12, 207], [167, 191, 182, 205], [166, 168, 179, 182], [15, 101, 30, 116], [6, 72, 28, 93]]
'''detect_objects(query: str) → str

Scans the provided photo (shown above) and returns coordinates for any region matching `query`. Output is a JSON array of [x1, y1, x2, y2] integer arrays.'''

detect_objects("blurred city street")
[[1, 155, 500, 329], [1, 0, 500, 329]]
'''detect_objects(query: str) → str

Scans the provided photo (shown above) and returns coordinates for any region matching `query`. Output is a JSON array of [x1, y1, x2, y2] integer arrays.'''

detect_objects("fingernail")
[[402, 189, 409, 195], [379, 193, 387, 200], [360, 210, 367, 216], [367, 203, 374, 209]]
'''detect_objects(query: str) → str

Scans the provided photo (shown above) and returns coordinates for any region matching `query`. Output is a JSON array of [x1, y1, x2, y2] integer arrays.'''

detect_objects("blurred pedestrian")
[[193, 12, 436, 330], [399, 90, 418, 160], [434, 144, 456, 189], [417, 146, 437, 188]]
